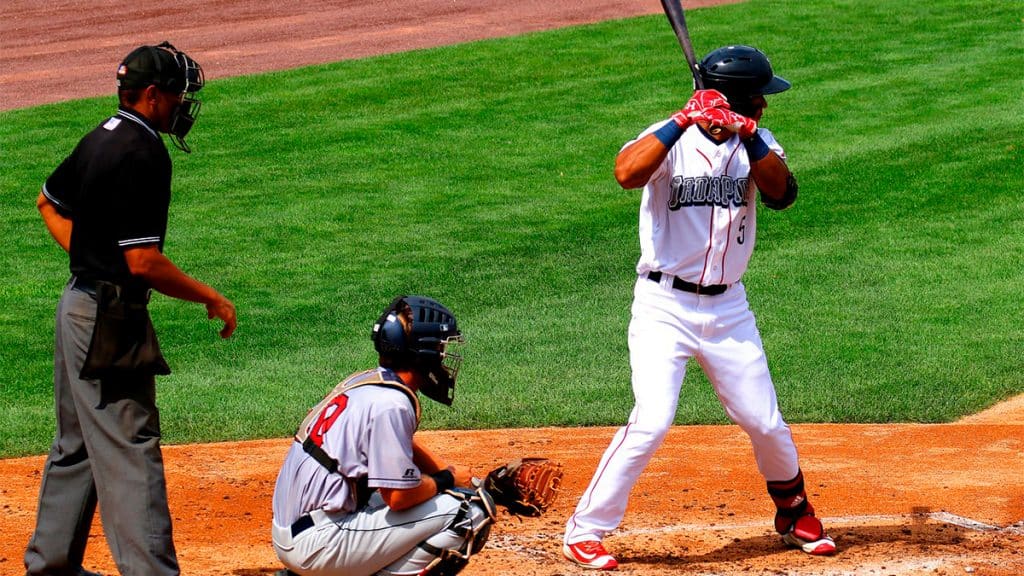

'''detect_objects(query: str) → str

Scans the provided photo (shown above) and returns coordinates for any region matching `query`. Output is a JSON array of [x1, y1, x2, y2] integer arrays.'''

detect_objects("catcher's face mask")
[[416, 334, 464, 406]]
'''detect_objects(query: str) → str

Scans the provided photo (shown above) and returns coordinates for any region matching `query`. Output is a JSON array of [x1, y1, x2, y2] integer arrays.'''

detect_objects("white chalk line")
[[485, 514, 1024, 576], [610, 511, 1024, 536], [488, 511, 1024, 553]]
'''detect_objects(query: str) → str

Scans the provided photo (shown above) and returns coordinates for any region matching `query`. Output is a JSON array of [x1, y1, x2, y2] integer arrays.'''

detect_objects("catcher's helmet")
[[372, 295, 464, 405], [698, 45, 790, 117]]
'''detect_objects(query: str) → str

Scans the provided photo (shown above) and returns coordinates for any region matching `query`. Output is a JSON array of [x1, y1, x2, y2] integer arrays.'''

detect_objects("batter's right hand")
[[699, 107, 757, 139], [206, 295, 237, 338]]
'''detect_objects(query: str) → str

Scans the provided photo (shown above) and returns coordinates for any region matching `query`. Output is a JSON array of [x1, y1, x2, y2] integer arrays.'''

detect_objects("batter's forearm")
[[615, 134, 669, 189], [750, 152, 796, 209]]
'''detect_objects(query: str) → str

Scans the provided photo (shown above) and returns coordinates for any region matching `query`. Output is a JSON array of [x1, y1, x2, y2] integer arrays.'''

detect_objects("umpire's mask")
[[117, 41, 205, 153]]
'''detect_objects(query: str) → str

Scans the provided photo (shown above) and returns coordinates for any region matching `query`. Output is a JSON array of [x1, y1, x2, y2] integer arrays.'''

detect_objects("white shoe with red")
[[781, 514, 837, 555], [563, 540, 619, 570]]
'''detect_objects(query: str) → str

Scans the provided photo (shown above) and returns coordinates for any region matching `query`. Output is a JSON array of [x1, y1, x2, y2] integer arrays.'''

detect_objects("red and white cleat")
[[563, 540, 619, 570], [781, 514, 837, 555]]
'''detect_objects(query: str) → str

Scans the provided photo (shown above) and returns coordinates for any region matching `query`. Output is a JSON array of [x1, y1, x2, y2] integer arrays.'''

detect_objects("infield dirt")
[[1, 1, 1021, 575], [1, 414, 1022, 575]]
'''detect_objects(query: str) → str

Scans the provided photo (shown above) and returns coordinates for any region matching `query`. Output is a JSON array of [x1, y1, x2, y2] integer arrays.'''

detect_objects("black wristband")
[[743, 133, 771, 162], [431, 469, 455, 494]]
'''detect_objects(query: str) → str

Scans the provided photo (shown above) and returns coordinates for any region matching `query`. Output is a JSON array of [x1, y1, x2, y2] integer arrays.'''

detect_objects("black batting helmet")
[[698, 45, 790, 117], [372, 295, 464, 405]]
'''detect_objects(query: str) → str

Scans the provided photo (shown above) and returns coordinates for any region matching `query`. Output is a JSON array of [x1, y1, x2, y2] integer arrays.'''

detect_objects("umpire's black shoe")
[[274, 570, 300, 576]]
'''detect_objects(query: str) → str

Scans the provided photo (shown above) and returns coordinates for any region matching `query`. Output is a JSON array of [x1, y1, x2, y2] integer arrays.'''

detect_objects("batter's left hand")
[[686, 89, 729, 115]]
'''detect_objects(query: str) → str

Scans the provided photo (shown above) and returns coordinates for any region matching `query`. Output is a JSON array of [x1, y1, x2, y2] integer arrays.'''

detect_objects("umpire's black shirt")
[[43, 107, 171, 294]]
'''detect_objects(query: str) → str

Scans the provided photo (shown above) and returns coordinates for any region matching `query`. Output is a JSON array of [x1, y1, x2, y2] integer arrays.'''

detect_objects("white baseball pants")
[[566, 276, 800, 543]]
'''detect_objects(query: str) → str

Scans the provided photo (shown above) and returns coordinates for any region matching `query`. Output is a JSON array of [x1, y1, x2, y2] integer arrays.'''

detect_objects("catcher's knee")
[[451, 488, 495, 556], [417, 488, 495, 576], [416, 547, 469, 576]]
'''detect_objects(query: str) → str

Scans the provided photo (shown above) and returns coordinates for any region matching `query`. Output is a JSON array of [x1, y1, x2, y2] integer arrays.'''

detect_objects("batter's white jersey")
[[632, 121, 785, 285]]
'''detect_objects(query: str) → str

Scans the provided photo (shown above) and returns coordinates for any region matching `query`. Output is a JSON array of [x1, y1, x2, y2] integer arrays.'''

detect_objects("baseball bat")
[[659, 0, 703, 89]]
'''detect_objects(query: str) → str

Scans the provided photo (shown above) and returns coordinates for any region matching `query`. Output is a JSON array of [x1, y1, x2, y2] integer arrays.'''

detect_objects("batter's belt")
[[647, 271, 729, 296]]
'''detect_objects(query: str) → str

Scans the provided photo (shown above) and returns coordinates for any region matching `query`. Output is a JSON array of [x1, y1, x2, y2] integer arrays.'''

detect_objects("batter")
[[563, 45, 835, 570]]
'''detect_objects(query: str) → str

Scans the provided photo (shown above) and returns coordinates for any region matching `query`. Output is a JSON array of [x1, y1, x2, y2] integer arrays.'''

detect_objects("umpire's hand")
[[124, 245, 238, 338], [207, 295, 237, 338]]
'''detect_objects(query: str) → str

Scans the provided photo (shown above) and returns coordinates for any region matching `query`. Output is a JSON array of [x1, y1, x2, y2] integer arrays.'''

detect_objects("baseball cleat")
[[563, 540, 619, 570], [783, 531, 837, 555], [781, 514, 837, 555]]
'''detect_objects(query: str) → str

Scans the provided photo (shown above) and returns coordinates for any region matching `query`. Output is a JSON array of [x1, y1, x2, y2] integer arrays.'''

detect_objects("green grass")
[[1, 0, 1021, 457]]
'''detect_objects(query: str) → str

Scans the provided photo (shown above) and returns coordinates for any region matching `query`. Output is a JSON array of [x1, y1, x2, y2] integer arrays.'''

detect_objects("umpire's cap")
[[116, 41, 203, 94]]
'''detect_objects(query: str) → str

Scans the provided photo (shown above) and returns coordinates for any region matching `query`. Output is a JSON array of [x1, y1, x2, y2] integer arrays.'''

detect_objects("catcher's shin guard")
[[767, 471, 836, 555]]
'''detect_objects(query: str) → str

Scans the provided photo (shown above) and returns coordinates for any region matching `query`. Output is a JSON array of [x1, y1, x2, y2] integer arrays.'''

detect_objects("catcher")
[[271, 295, 494, 576]]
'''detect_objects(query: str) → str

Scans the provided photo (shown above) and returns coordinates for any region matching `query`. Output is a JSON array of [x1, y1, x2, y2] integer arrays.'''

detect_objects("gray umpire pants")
[[24, 281, 179, 576]]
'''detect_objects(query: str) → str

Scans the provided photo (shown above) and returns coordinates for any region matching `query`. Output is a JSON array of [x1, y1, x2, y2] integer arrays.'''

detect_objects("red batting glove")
[[699, 107, 757, 139], [671, 89, 730, 128], [669, 110, 692, 128], [687, 89, 730, 114]]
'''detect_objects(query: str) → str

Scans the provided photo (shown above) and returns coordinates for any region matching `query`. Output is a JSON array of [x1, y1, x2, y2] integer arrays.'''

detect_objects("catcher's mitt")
[[483, 457, 563, 516]]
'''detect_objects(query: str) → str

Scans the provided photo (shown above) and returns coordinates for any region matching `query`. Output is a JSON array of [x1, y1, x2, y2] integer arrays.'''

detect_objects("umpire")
[[27, 42, 236, 576]]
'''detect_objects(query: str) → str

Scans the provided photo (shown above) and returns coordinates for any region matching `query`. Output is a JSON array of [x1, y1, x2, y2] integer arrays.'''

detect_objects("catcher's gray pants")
[[24, 282, 179, 576], [272, 492, 491, 576]]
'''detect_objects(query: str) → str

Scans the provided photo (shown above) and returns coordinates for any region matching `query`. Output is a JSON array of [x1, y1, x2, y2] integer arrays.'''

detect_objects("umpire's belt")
[[647, 271, 728, 296], [70, 276, 151, 303], [70, 276, 98, 296]]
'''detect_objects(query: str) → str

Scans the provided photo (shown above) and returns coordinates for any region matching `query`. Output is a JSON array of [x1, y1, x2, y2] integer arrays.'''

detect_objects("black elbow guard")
[[762, 174, 798, 210]]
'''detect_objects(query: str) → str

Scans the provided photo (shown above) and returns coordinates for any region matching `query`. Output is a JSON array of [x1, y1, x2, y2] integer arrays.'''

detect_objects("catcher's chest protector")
[[295, 368, 421, 473]]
